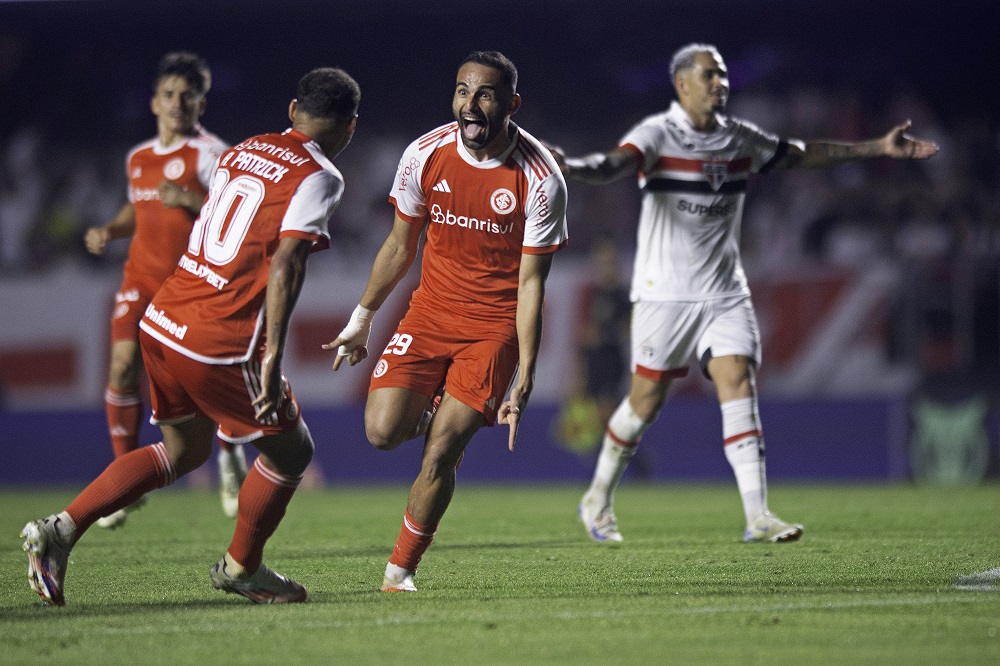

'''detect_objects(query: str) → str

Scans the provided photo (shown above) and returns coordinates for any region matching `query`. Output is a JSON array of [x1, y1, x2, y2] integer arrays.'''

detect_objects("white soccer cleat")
[[381, 563, 417, 592], [21, 515, 73, 606], [96, 495, 147, 529], [579, 496, 624, 543], [218, 445, 249, 519], [743, 512, 804, 543], [209, 553, 307, 604]]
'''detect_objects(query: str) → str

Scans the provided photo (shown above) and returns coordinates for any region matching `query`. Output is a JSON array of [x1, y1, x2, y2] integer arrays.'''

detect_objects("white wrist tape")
[[337, 305, 376, 356]]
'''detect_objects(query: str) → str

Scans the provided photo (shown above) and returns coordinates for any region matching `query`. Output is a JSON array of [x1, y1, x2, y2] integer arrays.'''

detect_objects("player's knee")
[[285, 422, 315, 474], [365, 422, 405, 451]]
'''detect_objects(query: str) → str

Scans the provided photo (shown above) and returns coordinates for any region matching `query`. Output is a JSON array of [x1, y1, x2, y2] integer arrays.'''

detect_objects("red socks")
[[388, 510, 438, 572], [105, 386, 142, 458], [227, 458, 301, 574], [66, 442, 175, 536]]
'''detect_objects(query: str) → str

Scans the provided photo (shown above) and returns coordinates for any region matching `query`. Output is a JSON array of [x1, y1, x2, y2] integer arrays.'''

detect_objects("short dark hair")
[[295, 68, 361, 120], [461, 50, 518, 96], [156, 51, 211, 95]]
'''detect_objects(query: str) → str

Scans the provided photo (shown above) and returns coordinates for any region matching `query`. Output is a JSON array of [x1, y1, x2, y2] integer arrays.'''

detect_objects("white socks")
[[585, 395, 770, 526], [721, 397, 767, 524], [585, 400, 654, 505]]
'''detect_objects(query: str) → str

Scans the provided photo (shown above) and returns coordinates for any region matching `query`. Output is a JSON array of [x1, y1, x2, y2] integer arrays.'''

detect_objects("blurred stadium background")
[[1, 0, 998, 487]]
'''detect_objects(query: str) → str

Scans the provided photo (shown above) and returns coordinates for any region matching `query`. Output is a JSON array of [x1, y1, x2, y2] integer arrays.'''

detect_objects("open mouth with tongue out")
[[460, 115, 488, 147]]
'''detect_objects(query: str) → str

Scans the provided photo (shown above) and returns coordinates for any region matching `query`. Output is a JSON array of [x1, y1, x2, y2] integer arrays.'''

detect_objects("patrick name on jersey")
[[218, 137, 314, 183]]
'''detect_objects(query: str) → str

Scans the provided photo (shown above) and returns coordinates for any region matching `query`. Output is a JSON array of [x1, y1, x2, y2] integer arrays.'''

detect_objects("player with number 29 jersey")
[[140, 128, 343, 363], [390, 121, 568, 342]]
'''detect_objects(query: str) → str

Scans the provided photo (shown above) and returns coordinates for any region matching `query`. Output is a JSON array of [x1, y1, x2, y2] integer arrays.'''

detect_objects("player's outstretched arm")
[[323, 214, 423, 370], [546, 144, 640, 185], [778, 120, 939, 169], [881, 120, 939, 159], [84, 202, 136, 255], [254, 237, 312, 422]]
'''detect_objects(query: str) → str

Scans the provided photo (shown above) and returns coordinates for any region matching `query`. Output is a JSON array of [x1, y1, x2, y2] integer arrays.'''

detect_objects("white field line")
[[954, 566, 1000, 591], [6, 593, 999, 637]]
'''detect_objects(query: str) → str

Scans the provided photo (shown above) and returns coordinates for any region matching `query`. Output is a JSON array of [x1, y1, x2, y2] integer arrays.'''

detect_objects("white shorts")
[[631, 295, 761, 381]]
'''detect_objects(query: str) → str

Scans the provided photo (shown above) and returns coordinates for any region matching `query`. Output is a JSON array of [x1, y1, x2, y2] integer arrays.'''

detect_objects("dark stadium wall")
[[1, 398, 938, 486]]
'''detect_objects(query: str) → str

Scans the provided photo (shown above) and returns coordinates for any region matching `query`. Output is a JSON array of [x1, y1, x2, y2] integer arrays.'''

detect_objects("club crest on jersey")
[[164, 157, 186, 180], [373, 359, 388, 378], [131, 166, 142, 178], [490, 188, 516, 215], [703, 160, 728, 192]]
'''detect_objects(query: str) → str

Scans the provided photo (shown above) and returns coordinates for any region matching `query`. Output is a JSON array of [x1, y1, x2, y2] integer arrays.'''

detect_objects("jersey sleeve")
[[522, 168, 569, 255], [278, 168, 343, 249], [125, 150, 137, 203], [617, 116, 663, 174], [738, 120, 783, 173], [387, 139, 428, 223], [196, 139, 228, 189]]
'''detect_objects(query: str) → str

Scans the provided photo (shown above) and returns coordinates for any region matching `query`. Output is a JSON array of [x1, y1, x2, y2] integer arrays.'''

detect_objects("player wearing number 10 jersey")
[[22, 68, 361, 606]]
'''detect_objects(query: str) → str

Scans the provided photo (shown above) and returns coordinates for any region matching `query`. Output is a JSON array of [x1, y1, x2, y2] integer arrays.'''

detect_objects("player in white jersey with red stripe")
[[550, 43, 938, 544], [327, 51, 568, 592], [83, 52, 248, 527], [22, 68, 361, 606]]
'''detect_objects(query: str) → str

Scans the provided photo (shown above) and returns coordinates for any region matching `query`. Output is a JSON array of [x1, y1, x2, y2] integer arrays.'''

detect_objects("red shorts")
[[368, 310, 519, 425], [110, 268, 169, 343], [139, 330, 302, 443], [110, 278, 159, 343]]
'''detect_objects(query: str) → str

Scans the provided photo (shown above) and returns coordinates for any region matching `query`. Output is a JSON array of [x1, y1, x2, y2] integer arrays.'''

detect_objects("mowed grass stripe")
[[2, 484, 999, 665]]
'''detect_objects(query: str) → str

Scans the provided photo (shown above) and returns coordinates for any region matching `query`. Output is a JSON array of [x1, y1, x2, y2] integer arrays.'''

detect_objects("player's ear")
[[674, 73, 687, 99], [508, 93, 522, 116], [288, 99, 298, 123]]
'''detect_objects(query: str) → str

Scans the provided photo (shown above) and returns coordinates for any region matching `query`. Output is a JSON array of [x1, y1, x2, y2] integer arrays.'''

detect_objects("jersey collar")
[[668, 101, 728, 133], [282, 128, 337, 173], [454, 122, 520, 169]]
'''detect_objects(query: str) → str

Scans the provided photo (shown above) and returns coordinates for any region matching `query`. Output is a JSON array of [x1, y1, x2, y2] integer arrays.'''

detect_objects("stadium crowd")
[[2, 85, 996, 274]]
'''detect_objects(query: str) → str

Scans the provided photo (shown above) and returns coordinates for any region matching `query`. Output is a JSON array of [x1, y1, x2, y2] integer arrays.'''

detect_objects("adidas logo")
[[432, 179, 451, 193]]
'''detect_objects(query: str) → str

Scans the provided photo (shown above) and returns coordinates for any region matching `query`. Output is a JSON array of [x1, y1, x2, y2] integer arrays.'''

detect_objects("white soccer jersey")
[[620, 101, 784, 302]]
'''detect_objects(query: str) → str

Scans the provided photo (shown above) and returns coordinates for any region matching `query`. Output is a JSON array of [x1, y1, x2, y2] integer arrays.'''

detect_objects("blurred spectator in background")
[[554, 234, 631, 455], [0, 127, 45, 271]]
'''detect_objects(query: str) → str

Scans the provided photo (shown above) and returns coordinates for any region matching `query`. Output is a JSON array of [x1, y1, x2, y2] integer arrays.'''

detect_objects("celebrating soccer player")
[[23, 67, 361, 606], [326, 51, 568, 592]]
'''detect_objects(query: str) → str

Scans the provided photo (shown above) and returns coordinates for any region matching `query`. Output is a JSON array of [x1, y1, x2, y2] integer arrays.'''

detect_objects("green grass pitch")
[[2, 483, 998, 664]]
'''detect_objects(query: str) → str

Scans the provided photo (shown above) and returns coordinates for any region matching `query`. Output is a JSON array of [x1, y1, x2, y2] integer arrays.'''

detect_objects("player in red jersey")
[[548, 43, 939, 545], [23, 67, 361, 606], [83, 52, 248, 527], [326, 51, 568, 592]]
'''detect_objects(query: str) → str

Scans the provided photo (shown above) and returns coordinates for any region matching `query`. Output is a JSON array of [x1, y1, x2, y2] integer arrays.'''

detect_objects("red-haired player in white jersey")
[[549, 43, 939, 545], [83, 52, 248, 528], [327, 51, 568, 592], [23, 67, 361, 606]]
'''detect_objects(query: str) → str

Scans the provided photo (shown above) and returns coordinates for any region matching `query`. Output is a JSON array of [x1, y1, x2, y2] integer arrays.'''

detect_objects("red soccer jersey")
[[123, 127, 227, 293], [139, 129, 344, 363], [389, 122, 568, 341]]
